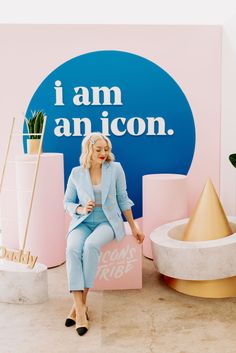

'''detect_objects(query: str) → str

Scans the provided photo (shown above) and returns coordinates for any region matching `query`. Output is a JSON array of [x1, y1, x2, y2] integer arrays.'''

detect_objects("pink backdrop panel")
[[0, 24, 221, 221]]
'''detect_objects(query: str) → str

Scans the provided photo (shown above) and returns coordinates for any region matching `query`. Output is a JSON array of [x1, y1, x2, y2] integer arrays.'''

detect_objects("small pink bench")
[[92, 221, 142, 290], [65, 214, 143, 290]]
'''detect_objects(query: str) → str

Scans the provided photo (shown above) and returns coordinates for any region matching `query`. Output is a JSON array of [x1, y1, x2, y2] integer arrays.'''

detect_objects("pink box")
[[92, 221, 142, 290], [65, 215, 143, 290]]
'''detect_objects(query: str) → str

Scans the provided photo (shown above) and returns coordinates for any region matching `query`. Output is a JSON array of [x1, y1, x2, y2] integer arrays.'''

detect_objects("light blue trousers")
[[66, 207, 115, 291]]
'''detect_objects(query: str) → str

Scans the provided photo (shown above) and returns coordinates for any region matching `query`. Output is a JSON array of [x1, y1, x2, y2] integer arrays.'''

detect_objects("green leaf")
[[28, 121, 34, 139], [24, 118, 29, 135], [34, 112, 41, 138], [40, 113, 44, 127], [229, 154, 236, 168]]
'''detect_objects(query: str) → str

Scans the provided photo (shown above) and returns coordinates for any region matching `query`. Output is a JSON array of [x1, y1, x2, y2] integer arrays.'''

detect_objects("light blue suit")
[[64, 161, 134, 241], [64, 161, 134, 290]]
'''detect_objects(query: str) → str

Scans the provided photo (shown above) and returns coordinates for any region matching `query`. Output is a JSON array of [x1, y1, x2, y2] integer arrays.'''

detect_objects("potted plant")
[[25, 110, 46, 154]]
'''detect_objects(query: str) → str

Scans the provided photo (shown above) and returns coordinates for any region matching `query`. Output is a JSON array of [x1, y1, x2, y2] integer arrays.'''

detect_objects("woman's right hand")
[[76, 200, 95, 215], [85, 200, 95, 213]]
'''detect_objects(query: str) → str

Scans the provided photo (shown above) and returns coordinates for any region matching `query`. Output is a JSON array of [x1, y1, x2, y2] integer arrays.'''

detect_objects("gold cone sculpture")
[[182, 178, 232, 241], [164, 178, 236, 298]]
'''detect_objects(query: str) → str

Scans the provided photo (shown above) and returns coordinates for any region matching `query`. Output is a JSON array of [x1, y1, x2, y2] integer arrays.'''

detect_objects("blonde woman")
[[64, 132, 144, 336]]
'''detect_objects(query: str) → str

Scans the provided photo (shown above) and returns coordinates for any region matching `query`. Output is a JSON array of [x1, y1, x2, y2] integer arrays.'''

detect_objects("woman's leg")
[[82, 288, 89, 304], [66, 224, 91, 291], [83, 222, 115, 289], [72, 291, 89, 336], [66, 224, 92, 334], [66, 288, 89, 326]]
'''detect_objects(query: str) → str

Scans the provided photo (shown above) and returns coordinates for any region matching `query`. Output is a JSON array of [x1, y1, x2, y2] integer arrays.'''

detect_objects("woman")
[[64, 132, 144, 336]]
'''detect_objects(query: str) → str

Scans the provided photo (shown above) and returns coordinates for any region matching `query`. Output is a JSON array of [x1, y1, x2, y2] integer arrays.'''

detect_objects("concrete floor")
[[1, 257, 236, 353]]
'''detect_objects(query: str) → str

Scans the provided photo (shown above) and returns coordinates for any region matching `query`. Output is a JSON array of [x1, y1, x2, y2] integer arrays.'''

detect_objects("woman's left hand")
[[131, 225, 145, 244]]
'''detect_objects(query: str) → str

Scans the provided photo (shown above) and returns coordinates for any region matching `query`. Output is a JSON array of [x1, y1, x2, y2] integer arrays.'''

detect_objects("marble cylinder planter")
[[0, 259, 48, 304], [150, 216, 236, 298]]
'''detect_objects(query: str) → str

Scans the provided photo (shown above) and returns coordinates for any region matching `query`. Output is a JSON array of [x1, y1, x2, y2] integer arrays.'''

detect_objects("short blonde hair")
[[80, 132, 115, 168]]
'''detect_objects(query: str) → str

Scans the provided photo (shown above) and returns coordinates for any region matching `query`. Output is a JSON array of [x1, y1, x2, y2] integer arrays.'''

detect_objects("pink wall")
[[0, 25, 222, 213]]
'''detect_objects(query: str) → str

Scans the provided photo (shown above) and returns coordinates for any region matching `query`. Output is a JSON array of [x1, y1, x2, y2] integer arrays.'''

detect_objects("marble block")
[[0, 259, 48, 304], [150, 216, 236, 280]]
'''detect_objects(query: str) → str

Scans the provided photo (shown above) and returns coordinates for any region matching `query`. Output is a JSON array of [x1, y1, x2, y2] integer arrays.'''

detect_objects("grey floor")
[[1, 257, 236, 353]]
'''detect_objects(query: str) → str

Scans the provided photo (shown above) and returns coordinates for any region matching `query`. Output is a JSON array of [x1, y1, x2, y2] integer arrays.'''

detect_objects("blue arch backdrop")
[[24, 50, 195, 219]]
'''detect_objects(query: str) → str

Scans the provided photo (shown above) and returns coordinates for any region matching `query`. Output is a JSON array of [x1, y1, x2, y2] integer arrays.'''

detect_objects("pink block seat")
[[92, 221, 142, 290], [64, 214, 143, 290]]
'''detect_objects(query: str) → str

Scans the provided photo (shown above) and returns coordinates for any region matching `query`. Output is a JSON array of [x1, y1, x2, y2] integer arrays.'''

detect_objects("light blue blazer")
[[64, 161, 134, 241]]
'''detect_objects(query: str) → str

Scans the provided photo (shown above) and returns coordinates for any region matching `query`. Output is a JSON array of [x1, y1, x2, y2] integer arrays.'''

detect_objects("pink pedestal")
[[14, 153, 66, 267], [142, 174, 188, 259], [92, 221, 142, 290]]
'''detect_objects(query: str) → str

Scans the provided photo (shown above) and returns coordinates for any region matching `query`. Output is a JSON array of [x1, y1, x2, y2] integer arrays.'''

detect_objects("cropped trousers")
[[66, 207, 115, 291]]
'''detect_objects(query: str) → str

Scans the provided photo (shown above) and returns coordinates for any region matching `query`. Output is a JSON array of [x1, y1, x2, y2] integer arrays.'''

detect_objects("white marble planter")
[[0, 259, 48, 304], [150, 216, 236, 281]]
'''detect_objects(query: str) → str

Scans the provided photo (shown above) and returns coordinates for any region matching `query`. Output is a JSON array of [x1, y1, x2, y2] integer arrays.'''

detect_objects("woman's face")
[[91, 139, 109, 165]]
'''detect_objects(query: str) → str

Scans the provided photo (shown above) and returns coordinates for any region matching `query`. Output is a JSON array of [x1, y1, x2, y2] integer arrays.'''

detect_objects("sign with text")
[[25, 50, 195, 218], [92, 234, 142, 290]]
